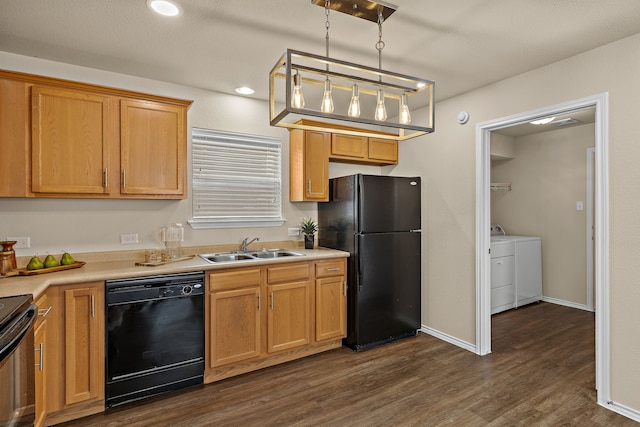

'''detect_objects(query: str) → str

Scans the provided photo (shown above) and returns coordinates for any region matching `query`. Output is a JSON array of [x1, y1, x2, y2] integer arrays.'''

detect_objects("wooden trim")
[[0, 69, 192, 108]]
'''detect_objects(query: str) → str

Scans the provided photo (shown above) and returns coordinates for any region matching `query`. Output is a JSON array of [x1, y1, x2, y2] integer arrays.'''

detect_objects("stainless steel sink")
[[251, 250, 303, 259], [199, 249, 304, 263]]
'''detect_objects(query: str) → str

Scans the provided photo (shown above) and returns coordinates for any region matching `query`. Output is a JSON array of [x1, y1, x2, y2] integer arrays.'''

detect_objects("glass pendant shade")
[[291, 73, 305, 109], [321, 79, 335, 113], [374, 89, 387, 121], [398, 93, 411, 125], [347, 84, 361, 117]]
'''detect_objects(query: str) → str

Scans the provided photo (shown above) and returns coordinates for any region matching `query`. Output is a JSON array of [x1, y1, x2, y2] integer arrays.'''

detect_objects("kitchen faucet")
[[241, 237, 260, 252]]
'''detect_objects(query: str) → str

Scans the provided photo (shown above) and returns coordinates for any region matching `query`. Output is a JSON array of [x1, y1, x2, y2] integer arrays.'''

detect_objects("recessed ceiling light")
[[147, 0, 181, 17], [235, 86, 255, 95], [530, 116, 556, 125]]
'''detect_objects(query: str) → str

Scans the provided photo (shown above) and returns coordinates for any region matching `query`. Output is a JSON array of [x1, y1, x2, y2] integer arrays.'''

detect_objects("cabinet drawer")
[[315, 260, 345, 278], [491, 256, 514, 289], [209, 268, 261, 291], [34, 292, 52, 327], [267, 263, 310, 284], [491, 243, 514, 258]]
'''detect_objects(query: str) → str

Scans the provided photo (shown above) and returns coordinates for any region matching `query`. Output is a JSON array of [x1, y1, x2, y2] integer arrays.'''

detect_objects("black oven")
[[106, 272, 205, 407], [0, 294, 37, 427]]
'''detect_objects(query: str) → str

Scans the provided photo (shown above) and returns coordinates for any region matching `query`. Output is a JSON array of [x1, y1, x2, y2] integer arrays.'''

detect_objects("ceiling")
[[493, 108, 596, 137], [2, 0, 640, 106]]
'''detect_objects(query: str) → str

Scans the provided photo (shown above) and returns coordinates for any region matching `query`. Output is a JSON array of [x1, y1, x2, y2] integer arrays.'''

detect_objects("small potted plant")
[[299, 218, 318, 249]]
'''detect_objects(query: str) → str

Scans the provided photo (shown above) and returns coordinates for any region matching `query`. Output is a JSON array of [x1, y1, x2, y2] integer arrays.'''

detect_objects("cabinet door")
[[267, 281, 311, 353], [315, 276, 346, 341], [63, 284, 104, 406], [331, 134, 367, 159], [120, 99, 186, 196], [368, 138, 398, 164], [34, 311, 48, 427], [209, 287, 261, 367], [304, 130, 330, 201], [31, 86, 110, 194]]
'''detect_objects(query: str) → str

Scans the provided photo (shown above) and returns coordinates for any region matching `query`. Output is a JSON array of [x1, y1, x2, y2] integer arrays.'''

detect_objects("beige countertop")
[[0, 247, 349, 299]]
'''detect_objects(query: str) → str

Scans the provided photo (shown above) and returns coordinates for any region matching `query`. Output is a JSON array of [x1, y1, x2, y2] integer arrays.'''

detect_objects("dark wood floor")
[[60, 302, 637, 426]]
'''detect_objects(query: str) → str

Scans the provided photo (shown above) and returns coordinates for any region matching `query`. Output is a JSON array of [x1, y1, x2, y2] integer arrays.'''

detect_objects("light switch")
[[576, 201, 584, 211]]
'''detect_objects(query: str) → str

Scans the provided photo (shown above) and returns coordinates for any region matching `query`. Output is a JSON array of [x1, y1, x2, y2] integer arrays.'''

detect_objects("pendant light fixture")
[[291, 70, 305, 109], [269, 0, 435, 141], [348, 84, 361, 117]]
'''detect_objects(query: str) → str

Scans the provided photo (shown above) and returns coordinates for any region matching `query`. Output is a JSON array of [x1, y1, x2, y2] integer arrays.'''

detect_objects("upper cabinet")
[[120, 99, 186, 197], [0, 69, 192, 199], [330, 134, 398, 166], [31, 86, 111, 195], [289, 128, 330, 202], [288, 120, 398, 202]]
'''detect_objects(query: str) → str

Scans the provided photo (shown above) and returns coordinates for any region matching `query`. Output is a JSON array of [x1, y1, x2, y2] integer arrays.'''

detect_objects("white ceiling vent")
[[550, 118, 581, 126]]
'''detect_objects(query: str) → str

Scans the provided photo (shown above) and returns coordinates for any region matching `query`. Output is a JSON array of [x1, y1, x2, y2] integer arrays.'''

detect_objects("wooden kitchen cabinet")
[[207, 268, 262, 368], [288, 120, 399, 202], [330, 134, 398, 165], [34, 292, 52, 427], [45, 282, 105, 426], [204, 257, 346, 384], [266, 263, 311, 353], [120, 99, 186, 196], [0, 69, 192, 199], [314, 259, 347, 342], [31, 86, 111, 195], [289, 128, 330, 202]]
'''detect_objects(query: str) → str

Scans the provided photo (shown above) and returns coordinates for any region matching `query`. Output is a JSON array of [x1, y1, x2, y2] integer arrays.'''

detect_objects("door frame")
[[586, 147, 596, 311], [474, 93, 609, 402]]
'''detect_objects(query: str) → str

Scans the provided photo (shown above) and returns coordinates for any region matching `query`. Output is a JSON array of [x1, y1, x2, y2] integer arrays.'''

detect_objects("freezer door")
[[352, 231, 421, 348], [358, 175, 421, 233], [318, 175, 357, 253]]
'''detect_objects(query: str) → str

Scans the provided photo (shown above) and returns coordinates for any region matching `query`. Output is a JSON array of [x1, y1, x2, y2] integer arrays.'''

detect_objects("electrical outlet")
[[120, 233, 139, 245], [288, 227, 300, 236], [6, 236, 30, 249]]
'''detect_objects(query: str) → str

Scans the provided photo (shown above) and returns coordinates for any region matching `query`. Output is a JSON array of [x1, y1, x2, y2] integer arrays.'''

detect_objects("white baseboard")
[[601, 400, 640, 423], [542, 296, 594, 312], [420, 325, 477, 353]]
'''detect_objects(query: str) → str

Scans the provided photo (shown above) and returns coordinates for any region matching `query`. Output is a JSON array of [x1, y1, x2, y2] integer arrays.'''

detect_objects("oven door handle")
[[0, 304, 38, 364]]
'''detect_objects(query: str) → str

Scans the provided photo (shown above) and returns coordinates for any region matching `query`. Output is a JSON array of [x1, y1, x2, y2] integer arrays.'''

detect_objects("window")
[[189, 128, 283, 229]]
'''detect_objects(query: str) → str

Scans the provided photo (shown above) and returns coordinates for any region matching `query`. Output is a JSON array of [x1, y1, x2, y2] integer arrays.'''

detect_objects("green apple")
[[43, 254, 59, 268], [60, 252, 75, 265], [26, 256, 44, 270]]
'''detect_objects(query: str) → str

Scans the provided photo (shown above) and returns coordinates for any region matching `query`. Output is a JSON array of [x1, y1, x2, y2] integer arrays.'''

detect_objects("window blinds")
[[191, 128, 282, 227]]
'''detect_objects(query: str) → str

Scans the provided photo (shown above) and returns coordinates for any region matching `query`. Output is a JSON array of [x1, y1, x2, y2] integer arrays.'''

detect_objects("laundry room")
[[490, 109, 596, 313]]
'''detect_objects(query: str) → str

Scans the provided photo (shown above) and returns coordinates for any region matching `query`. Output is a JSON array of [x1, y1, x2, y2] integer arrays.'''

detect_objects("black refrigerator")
[[318, 174, 421, 351]]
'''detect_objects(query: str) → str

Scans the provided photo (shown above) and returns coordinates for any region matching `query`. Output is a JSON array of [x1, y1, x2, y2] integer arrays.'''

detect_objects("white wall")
[[395, 33, 640, 411]]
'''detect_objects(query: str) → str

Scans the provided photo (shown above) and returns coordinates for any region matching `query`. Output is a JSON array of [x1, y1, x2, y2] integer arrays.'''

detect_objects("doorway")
[[475, 93, 610, 404]]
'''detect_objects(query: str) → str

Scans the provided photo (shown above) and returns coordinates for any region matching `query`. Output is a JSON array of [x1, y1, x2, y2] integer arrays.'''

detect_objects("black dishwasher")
[[106, 271, 204, 407]]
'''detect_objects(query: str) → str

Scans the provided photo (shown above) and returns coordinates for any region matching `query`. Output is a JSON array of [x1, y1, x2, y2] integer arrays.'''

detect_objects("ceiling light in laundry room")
[[147, 0, 181, 17], [530, 116, 556, 125]]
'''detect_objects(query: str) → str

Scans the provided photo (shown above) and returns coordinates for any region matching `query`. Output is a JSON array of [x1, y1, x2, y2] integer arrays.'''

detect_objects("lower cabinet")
[[205, 258, 347, 383], [34, 292, 52, 427], [314, 260, 347, 341], [208, 268, 262, 367], [43, 282, 105, 426]]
